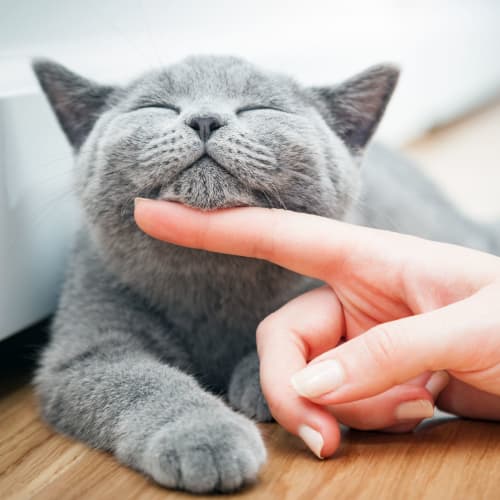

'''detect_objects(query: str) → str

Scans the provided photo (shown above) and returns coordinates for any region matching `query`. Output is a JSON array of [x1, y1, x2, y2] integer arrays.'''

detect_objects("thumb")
[[290, 287, 498, 405]]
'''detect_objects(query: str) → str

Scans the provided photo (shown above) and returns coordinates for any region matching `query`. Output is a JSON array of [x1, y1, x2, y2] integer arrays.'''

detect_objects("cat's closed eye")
[[235, 105, 287, 115], [132, 103, 181, 114]]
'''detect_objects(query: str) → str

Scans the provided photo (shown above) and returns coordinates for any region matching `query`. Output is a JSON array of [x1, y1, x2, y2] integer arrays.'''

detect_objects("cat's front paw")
[[142, 411, 266, 493], [228, 352, 273, 422]]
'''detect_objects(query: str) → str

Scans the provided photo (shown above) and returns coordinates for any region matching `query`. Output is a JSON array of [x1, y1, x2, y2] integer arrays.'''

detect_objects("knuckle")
[[363, 325, 400, 372], [193, 213, 212, 251], [255, 319, 269, 347], [265, 396, 284, 420], [256, 311, 280, 345], [254, 208, 281, 262]]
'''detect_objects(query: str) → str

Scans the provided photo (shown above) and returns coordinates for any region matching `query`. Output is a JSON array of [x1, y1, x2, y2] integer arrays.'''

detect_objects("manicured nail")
[[134, 197, 149, 207], [395, 399, 434, 421], [298, 425, 324, 459], [425, 371, 450, 399], [291, 360, 344, 398]]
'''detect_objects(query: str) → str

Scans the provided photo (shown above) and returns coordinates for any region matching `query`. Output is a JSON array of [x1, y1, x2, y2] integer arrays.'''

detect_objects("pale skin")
[[134, 199, 500, 458]]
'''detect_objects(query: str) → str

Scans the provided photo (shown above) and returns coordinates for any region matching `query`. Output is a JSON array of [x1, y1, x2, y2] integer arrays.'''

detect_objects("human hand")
[[134, 200, 500, 458]]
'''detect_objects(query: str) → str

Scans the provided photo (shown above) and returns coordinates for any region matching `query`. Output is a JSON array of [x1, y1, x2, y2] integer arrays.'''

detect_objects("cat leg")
[[35, 253, 266, 493], [228, 351, 273, 422], [37, 329, 266, 493]]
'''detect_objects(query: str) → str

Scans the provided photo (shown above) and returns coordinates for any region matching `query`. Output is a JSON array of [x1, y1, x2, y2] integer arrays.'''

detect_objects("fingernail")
[[134, 197, 149, 207], [395, 399, 434, 421], [298, 425, 324, 459], [291, 360, 344, 398], [425, 371, 450, 399]]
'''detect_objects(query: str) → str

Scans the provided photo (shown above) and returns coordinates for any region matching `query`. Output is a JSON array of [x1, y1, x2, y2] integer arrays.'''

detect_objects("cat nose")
[[188, 116, 223, 142]]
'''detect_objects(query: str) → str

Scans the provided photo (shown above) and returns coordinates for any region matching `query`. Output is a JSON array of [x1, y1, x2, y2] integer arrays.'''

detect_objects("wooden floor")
[[2, 101, 500, 500], [405, 98, 500, 221], [1, 381, 499, 500]]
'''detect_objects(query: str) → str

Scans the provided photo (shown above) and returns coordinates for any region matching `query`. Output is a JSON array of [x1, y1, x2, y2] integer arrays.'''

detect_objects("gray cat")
[[33, 55, 498, 493]]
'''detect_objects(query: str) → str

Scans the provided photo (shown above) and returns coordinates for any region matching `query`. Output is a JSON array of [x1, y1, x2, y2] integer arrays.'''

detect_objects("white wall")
[[1, 0, 500, 339], [3, 0, 500, 141]]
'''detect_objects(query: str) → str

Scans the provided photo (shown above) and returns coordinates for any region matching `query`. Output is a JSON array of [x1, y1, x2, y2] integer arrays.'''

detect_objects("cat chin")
[[153, 184, 277, 211], [157, 194, 252, 211], [151, 157, 261, 210], [138, 182, 262, 211]]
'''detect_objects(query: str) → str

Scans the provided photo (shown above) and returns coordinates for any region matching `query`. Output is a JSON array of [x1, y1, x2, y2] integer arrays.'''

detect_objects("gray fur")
[[33, 55, 498, 493], [228, 352, 272, 422]]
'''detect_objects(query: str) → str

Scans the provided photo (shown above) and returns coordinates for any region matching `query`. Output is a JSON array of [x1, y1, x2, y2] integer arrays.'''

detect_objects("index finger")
[[134, 198, 379, 281]]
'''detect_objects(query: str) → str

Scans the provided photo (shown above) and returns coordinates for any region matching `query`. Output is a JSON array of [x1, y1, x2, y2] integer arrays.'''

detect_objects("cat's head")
[[33, 55, 398, 265]]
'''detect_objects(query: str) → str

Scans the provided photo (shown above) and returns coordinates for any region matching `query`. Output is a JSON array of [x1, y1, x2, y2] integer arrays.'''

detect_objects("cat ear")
[[32, 59, 116, 149], [310, 64, 399, 154]]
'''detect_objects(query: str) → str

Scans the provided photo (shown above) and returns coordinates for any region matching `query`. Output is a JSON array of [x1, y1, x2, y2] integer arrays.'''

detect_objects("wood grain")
[[1, 383, 499, 500]]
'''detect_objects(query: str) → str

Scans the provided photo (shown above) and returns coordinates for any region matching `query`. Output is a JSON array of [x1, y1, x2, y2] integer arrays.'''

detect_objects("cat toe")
[[143, 411, 266, 493]]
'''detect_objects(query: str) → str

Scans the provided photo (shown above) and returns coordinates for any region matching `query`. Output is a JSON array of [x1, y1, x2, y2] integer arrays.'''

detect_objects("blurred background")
[[1, 0, 500, 341]]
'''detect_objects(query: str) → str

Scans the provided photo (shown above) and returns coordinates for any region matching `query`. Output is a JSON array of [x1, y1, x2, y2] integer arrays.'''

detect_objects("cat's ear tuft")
[[32, 59, 116, 149], [310, 64, 400, 154]]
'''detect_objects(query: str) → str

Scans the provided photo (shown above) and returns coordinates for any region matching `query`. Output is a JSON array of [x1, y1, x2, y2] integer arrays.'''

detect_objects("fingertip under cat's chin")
[[133, 197, 152, 220], [133, 196, 149, 206], [133, 197, 166, 232]]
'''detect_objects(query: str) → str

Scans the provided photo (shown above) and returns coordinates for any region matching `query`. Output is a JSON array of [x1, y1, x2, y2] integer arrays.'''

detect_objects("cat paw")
[[142, 411, 266, 493], [228, 352, 273, 422]]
